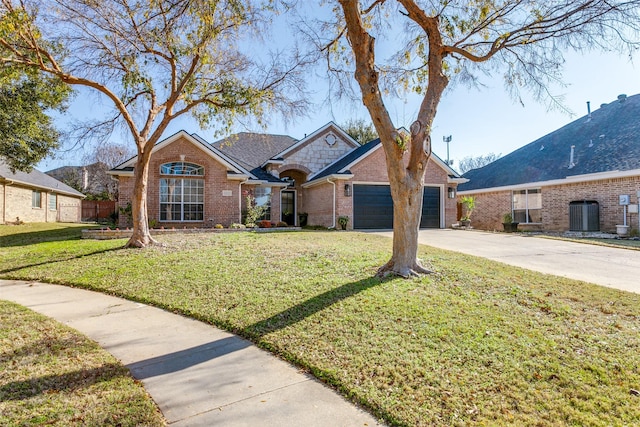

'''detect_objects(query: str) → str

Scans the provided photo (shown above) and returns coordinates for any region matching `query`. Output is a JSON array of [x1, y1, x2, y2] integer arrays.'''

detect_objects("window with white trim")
[[513, 189, 542, 223], [159, 162, 204, 222], [254, 187, 272, 220], [32, 190, 42, 208], [49, 193, 57, 211]]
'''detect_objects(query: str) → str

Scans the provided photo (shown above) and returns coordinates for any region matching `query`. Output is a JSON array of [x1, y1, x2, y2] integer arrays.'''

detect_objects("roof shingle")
[[459, 93, 640, 191]]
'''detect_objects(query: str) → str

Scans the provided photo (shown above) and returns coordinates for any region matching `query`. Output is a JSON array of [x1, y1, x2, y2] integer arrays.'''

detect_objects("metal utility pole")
[[443, 135, 452, 165]]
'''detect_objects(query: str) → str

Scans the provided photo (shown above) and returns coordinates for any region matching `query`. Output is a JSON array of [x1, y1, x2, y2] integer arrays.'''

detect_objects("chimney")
[[82, 167, 88, 190], [568, 145, 576, 169]]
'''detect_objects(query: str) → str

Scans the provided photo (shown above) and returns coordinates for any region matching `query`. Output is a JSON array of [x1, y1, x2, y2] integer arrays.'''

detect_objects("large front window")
[[513, 189, 542, 223], [160, 162, 204, 222]]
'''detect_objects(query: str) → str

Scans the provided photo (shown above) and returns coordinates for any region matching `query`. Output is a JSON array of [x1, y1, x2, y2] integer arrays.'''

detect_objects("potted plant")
[[502, 212, 519, 232], [337, 216, 349, 230], [460, 196, 475, 227], [298, 212, 308, 227]]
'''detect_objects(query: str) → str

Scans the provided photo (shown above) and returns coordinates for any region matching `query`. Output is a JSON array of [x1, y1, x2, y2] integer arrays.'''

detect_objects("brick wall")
[[461, 191, 512, 231], [460, 175, 640, 233], [116, 136, 246, 228], [0, 183, 4, 223], [0, 183, 81, 224], [57, 194, 82, 223], [304, 184, 335, 227]]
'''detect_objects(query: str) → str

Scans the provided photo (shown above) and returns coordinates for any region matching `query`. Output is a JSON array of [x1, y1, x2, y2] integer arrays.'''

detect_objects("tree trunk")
[[125, 151, 157, 248], [377, 174, 431, 278]]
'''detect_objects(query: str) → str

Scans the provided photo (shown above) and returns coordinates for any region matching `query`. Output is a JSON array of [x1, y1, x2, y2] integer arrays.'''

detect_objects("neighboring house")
[[0, 159, 84, 224], [46, 162, 118, 199], [458, 93, 640, 233], [109, 122, 464, 229]]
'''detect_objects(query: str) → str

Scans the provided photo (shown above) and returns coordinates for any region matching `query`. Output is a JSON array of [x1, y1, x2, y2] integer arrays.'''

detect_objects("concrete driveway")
[[373, 229, 640, 294]]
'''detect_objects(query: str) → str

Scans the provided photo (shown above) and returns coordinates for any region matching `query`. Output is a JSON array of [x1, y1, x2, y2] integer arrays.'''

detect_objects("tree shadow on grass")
[[0, 363, 126, 401], [244, 275, 391, 339], [0, 247, 121, 275], [0, 225, 96, 248]]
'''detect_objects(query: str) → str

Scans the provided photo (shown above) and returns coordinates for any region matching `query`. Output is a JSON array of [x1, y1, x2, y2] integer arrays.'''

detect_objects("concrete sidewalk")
[[0, 280, 381, 427], [374, 229, 640, 294]]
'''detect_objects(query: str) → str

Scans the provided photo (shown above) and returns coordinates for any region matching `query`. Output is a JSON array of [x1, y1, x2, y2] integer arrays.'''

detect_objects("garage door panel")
[[353, 185, 440, 229], [354, 185, 393, 229]]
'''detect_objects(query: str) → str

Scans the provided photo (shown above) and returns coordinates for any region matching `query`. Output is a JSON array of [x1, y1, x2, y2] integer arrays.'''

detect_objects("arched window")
[[160, 162, 204, 221], [160, 162, 204, 176]]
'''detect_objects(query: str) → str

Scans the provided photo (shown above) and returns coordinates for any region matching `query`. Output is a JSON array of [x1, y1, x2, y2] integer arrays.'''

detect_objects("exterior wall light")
[[344, 183, 352, 197], [448, 187, 455, 199]]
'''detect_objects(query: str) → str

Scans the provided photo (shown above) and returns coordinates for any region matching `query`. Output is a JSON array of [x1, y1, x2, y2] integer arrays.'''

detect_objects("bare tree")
[[321, 0, 640, 277], [458, 153, 501, 174], [82, 142, 135, 170], [0, 0, 307, 247]]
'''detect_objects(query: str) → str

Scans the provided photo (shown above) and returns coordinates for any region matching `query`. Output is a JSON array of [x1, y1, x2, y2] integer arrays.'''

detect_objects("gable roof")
[[459, 93, 640, 192], [110, 130, 261, 180], [0, 160, 85, 198], [271, 122, 360, 160], [307, 136, 464, 186], [212, 132, 297, 169]]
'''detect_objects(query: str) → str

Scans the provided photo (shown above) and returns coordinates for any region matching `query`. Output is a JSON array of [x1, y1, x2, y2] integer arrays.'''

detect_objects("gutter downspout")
[[238, 179, 249, 224], [328, 178, 336, 229]]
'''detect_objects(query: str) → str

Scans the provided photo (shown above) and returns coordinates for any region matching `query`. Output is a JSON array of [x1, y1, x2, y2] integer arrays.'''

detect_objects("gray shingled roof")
[[459, 93, 640, 191], [0, 159, 85, 197], [212, 132, 297, 169]]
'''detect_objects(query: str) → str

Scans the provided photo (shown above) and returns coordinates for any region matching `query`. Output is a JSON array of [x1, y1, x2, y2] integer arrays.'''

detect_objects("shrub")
[[276, 221, 288, 227], [259, 220, 271, 228], [214, 223, 224, 229], [230, 223, 246, 229]]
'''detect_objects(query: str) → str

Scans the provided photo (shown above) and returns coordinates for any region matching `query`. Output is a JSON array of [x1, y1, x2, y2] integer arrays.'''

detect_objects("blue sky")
[[37, 32, 640, 174]]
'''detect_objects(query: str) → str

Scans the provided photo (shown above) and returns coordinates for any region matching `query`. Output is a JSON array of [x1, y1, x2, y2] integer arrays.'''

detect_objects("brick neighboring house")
[[109, 122, 464, 229], [458, 94, 640, 234], [0, 159, 84, 224]]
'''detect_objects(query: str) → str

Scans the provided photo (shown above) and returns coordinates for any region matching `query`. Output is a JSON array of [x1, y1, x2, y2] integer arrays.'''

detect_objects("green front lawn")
[[2, 223, 640, 426], [0, 300, 165, 426]]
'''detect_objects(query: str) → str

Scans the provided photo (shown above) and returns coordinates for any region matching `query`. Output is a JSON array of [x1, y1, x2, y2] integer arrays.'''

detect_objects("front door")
[[281, 190, 296, 225]]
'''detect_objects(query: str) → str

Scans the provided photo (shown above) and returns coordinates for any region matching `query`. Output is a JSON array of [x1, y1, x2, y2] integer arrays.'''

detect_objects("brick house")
[[457, 94, 640, 234], [110, 122, 464, 229], [0, 159, 84, 224]]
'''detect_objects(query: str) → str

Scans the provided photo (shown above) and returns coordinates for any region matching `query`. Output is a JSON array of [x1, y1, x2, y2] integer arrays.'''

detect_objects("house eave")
[[302, 174, 355, 188], [458, 168, 640, 195], [107, 170, 133, 177], [227, 173, 250, 181], [448, 177, 469, 184]]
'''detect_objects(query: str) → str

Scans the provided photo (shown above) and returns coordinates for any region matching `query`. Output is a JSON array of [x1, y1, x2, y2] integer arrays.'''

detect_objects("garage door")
[[353, 185, 440, 229]]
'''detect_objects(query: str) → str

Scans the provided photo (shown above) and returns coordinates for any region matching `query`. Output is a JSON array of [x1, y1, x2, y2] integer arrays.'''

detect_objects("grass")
[[0, 299, 165, 426], [537, 234, 640, 251], [2, 223, 640, 426]]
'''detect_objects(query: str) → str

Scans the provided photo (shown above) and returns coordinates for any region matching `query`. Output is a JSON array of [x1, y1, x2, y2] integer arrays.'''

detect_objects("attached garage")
[[353, 184, 440, 229]]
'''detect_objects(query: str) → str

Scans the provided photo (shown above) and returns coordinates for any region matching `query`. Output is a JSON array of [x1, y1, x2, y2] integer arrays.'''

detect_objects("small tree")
[[460, 196, 475, 222], [243, 194, 268, 227], [0, 0, 307, 247]]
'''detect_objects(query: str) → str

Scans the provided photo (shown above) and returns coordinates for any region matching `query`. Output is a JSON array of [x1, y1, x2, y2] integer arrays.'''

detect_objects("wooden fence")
[[82, 200, 116, 222]]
